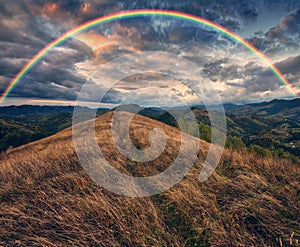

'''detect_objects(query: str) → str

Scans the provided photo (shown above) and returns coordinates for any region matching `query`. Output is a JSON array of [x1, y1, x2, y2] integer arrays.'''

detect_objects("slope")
[[0, 112, 299, 246]]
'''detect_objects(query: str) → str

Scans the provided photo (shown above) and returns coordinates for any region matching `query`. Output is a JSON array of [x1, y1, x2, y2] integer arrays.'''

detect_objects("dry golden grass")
[[0, 112, 299, 246]]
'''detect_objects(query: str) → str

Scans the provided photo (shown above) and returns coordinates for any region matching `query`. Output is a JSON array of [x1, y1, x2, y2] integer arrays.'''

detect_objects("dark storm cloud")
[[0, 13, 45, 47], [248, 9, 300, 55], [28, 0, 272, 32], [29, 64, 85, 87], [133, 0, 255, 29], [0, 58, 28, 78], [0, 1, 29, 17], [243, 70, 280, 92], [203, 58, 245, 82], [275, 55, 300, 84], [0, 37, 93, 97], [0, 0, 95, 99], [45, 0, 85, 14], [1, 0, 299, 103], [202, 50, 300, 93], [29, 0, 87, 18], [11, 40, 94, 97], [202, 57, 284, 94], [0, 1, 64, 85], [43, 39, 93, 65], [12, 80, 78, 100], [7, 64, 85, 100], [276, 55, 300, 75], [0, 41, 92, 79], [244, 67, 280, 92], [28, 0, 121, 23]]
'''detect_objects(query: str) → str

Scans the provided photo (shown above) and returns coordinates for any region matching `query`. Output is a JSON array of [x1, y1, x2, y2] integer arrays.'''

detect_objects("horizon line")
[[0, 96, 298, 109]]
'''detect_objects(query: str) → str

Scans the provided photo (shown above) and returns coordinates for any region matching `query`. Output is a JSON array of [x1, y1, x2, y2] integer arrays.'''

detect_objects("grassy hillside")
[[0, 112, 299, 246]]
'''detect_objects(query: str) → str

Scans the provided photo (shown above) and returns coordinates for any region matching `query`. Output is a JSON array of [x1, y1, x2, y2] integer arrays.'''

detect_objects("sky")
[[1, 0, 300, 107]]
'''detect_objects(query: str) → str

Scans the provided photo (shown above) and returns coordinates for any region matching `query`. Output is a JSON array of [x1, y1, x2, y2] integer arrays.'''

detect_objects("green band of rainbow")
[[0, 9, 295, 104]]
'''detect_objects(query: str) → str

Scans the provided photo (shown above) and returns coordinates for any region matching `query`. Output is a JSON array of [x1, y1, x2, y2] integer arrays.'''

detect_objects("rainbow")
[[0, 9, 295, 104]]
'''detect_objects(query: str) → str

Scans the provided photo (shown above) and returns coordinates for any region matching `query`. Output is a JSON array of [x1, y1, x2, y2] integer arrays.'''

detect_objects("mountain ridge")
[[1, 98, 300, 158], [227, 98, 300, 119]]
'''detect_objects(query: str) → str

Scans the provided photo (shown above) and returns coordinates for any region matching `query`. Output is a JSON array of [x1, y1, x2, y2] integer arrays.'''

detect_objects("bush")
[[247, 145, 272, 158], [226, 135, 246, 152], [198, 122, 211, 143]]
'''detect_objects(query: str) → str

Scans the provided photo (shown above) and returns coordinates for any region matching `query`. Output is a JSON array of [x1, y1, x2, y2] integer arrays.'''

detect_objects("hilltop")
[[0, 111, 299, 246]]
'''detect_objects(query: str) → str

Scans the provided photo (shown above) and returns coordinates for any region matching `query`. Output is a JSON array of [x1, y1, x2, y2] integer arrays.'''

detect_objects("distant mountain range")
[[227, 98, 300, 120], [0, 98, 298, 119], [193, 98, 300, 119], [0, 105, 109, 119], [0, 98, 299, 157]]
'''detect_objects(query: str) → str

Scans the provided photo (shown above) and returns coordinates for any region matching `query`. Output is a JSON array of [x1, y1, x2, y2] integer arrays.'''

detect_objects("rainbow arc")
[[0, 10, 295, 104]]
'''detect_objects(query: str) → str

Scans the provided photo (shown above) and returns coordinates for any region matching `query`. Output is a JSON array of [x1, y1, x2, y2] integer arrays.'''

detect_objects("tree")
[[199, 122, 211, 143]]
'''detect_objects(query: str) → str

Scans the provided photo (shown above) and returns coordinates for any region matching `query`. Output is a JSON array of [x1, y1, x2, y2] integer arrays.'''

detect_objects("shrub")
[[226, 135, 246, 152]]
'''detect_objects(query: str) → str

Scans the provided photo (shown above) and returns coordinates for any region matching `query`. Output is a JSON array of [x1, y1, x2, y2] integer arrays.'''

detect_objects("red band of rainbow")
[[0, 9, 295, 104]]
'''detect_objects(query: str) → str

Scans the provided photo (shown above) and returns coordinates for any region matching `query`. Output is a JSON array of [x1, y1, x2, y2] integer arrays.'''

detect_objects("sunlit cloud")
[[0, 0, 299, 106]]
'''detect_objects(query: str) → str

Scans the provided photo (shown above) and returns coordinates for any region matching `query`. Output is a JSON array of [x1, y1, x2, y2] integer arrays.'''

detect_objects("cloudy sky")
[[1, 0, 300, 107]]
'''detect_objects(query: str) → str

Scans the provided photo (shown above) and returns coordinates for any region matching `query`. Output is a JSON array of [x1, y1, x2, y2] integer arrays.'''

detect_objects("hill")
[[0, 105, 109, 152], [140, 105, 300, 159], [228, 98, 300, 120], [1, 101, 300, 159], [224, 99, 300, 157], [0, 105, 93, 118], [1, 102, 300, 159], [0, 112, 299, 246]]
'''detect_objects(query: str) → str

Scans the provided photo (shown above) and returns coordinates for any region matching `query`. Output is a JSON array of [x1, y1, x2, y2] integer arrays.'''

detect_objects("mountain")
[[0, 105, 76, 118], [0, 105, 109, 119], [0, 112, 299, 246], [143, 104, 300, 159], [0, 105, 109, 152], [1, 101, 300, 158], [224, 98, 300, 157], [193, 103, 240, 111], [225, 113, 300, 149], [228, 98, 300, 120], [112, 104, 167, 119]]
